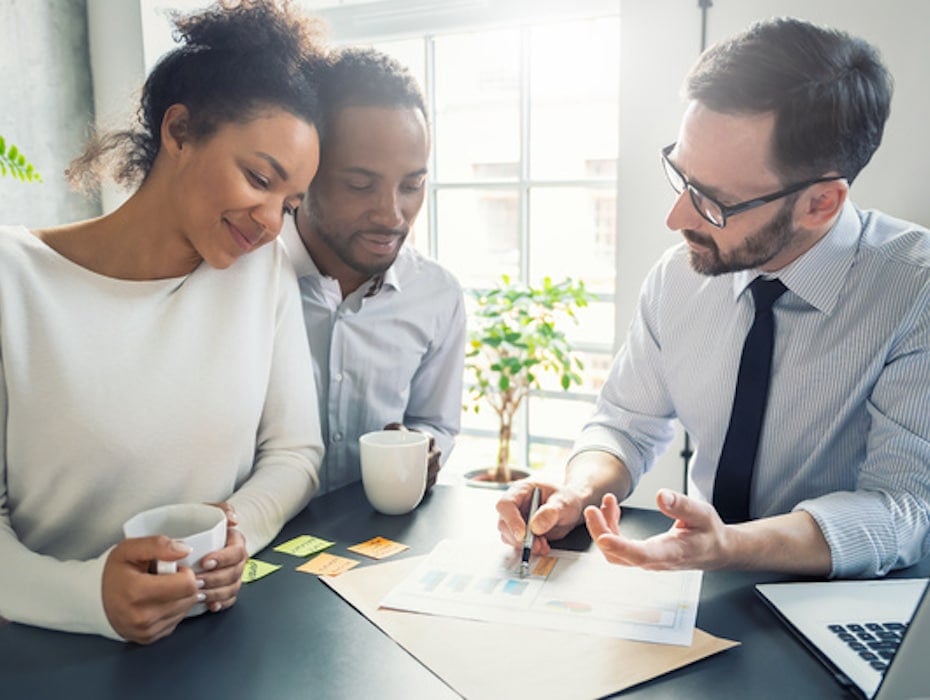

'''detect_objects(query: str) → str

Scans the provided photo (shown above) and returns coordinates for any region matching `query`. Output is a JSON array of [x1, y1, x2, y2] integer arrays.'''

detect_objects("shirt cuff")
[[794, 490, 899, 578]]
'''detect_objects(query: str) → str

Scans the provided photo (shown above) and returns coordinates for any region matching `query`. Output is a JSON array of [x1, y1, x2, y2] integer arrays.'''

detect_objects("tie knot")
[[749, 277, 787, 315]]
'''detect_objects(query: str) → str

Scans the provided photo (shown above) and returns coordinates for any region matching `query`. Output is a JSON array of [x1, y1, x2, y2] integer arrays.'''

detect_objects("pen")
[[519, 487, 542, 578]]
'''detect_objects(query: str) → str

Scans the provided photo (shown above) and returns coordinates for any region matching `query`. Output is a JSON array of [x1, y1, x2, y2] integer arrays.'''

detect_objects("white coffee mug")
[[122, 503, 227, 616], [359, 430, 429, 515]]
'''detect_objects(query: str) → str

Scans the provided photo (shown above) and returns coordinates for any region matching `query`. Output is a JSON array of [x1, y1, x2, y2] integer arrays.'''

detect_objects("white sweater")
[[0, 225, 323, 639]]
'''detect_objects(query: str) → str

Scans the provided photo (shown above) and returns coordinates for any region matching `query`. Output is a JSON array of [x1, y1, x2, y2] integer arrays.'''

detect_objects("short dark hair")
[[684, 17, 893, 183], [316, 46, 428, 144], [69, 0, 326, 191]]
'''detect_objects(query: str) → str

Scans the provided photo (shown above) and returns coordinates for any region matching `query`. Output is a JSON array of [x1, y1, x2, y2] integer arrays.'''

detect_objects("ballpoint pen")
[[519, 486, 542, 578]]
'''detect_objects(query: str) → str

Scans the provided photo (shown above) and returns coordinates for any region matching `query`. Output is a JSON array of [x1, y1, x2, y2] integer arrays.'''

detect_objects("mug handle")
[[154, 560, 178, 575]]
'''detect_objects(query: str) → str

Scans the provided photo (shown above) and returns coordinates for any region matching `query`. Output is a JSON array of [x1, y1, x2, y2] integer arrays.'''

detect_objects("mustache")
[[356, 226, 408, 238], [682, 229, 716, 248]]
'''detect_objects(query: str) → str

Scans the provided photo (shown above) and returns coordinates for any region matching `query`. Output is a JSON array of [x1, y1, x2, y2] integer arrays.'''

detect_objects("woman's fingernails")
[[170, 540, 193, 555]]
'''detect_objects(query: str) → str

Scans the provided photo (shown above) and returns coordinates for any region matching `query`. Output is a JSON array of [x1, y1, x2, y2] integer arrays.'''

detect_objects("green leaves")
[[465, 274, 592, 417], [0, 135, 42, 183], [464, 274, 593, 480]]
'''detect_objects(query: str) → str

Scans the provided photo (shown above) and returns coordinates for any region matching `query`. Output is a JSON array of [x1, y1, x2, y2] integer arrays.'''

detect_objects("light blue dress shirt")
[[573, 202, 930, 577], [280, 217, 466, 494]]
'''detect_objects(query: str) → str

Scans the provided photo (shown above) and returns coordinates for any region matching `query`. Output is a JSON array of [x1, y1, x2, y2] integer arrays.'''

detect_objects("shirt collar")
[[279, 214, 320, 279], [378, 257, 402, 294], [732, 200, 861, 314]]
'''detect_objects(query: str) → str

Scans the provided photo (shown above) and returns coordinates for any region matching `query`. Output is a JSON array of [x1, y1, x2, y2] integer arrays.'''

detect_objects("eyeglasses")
[[661, 143, 844, 228]]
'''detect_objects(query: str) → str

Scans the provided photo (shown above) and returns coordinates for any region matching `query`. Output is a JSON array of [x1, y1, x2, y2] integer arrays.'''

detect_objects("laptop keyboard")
[[828, 621, 908, 672]]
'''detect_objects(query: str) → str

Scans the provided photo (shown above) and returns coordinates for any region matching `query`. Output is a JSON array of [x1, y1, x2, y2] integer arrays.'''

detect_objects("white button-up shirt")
[[281, 216, 466, 494]]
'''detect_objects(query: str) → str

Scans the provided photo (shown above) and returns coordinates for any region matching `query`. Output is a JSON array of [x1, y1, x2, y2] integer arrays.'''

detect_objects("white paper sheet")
[[380, 538, 703, 646]]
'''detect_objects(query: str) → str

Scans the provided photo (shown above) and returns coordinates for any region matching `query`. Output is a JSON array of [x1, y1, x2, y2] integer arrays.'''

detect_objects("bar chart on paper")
[[380, 539, 703, 645]]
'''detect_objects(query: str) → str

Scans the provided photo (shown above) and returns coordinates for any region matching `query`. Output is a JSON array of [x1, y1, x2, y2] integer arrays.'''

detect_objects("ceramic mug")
[[359, 430, 429, 515]]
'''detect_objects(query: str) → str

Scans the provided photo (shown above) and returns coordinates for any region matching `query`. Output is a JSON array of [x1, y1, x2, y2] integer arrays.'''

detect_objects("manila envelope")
[[322, 555, 739, 699]]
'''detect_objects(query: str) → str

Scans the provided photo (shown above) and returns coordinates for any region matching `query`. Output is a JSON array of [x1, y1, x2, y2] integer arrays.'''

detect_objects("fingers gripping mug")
[[122, 503, 227, 616]]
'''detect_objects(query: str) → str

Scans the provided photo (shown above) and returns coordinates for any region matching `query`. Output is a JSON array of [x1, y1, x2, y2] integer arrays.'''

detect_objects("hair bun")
[[171, 0, 324, 62]]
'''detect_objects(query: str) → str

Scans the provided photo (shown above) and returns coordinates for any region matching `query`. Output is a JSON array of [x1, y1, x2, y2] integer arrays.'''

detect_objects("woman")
[[0, 0, 325, 644]]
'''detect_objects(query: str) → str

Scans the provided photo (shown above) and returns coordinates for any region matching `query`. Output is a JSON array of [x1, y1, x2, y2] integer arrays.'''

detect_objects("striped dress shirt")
[[573, 202, 930, 577]]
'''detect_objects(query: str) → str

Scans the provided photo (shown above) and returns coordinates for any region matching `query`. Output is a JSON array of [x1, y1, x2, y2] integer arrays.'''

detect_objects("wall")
[[0, 0, 99, 227], [614, 0, 698, 506], [86, 0, 147, 213]]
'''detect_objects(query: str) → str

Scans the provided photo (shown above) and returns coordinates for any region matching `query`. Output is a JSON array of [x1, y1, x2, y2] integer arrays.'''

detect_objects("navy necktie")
[[712, 277, 788, 524]]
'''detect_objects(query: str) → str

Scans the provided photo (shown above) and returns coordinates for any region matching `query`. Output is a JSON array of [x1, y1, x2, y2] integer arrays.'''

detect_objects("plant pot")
[[463, 467, 532, 490]]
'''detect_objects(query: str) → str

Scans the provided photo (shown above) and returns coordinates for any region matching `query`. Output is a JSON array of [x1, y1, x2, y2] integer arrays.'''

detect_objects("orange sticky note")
[[532, 555, 557, 577], [297, 552, 360, 577], [346, 536, 409, 560]]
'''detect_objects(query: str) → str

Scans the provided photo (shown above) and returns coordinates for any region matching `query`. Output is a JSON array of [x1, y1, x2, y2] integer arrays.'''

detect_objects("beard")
[[303, 192, 407, 278], [684, 198, 797, 276]]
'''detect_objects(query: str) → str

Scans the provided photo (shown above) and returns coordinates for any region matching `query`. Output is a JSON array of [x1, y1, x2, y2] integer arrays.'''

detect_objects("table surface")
[[2, 482, 928, 699]]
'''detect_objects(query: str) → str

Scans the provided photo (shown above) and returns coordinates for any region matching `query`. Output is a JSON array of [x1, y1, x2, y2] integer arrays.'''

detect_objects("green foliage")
[[465, 274, 592, 480], [0, 135, 42, 183]]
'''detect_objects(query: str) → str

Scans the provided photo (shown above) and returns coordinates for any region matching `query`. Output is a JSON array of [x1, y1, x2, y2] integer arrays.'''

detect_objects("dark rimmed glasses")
[[661, 143, 845, 228]]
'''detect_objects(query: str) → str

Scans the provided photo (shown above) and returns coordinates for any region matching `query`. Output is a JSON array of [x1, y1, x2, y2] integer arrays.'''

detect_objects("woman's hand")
[[200, 501, 248, 612], [102, 536, 203, 644]]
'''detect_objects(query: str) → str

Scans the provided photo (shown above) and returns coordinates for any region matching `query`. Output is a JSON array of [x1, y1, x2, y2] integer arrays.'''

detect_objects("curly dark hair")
[[315, 46, 428, 144], [684, 17, 892, 184], [69, 0, 326, 192]]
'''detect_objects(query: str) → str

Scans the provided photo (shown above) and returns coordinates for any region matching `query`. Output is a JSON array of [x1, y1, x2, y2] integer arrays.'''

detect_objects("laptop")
[[756, 578, 929, 699]]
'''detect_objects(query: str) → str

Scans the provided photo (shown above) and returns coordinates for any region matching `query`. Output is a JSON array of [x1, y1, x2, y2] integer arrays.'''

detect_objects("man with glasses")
[[498, 17, 930, 578]]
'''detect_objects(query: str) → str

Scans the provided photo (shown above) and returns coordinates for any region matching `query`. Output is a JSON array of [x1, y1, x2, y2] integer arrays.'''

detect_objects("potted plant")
[[0, 136, 41, 182], [464, 274, 591, 487]]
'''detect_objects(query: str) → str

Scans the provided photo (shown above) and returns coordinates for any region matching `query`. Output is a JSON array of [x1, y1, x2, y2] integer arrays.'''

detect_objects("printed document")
[[380, 539, 703, 646]]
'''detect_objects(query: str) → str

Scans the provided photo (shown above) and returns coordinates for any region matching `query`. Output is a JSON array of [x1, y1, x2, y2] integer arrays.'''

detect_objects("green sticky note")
[[273, 534, 335, 558], [241, 558, 281, 583]]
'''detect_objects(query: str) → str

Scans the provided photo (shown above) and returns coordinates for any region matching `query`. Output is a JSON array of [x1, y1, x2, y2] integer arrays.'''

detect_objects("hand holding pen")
[[519, 487, 542, 578], [496, 481, 588, 557]]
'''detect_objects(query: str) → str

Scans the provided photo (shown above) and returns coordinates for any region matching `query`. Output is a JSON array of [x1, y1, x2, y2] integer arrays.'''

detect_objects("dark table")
[[2, 482, 927, 699]]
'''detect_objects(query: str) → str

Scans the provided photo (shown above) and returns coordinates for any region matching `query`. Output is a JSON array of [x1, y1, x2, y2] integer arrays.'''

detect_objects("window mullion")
[[519, 24, 531, 469], [425, 35, 439, 258]]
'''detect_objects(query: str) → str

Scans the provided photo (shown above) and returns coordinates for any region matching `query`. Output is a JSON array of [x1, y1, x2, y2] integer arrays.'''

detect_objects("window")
[[369, 12, 621, 474]]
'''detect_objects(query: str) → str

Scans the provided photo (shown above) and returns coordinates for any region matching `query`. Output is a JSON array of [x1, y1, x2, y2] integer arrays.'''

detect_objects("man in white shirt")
[[281, 47, 466, 495]]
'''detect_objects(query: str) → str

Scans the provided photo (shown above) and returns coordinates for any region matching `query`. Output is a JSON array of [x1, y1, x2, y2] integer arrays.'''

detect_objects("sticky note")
[[273, 534, 335, 558], [241, 558, 281, 583], [297, 552, 360, 576], [532, 556, 557, 577], [347, 536, 409, 560]]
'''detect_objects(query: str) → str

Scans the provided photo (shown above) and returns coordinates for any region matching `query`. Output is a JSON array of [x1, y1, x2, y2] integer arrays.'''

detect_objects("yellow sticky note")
[[241, 558, 281, 583], [346, 536, 409, 560], [297, 552, 360, 577], [273, 534, 335, 558]]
